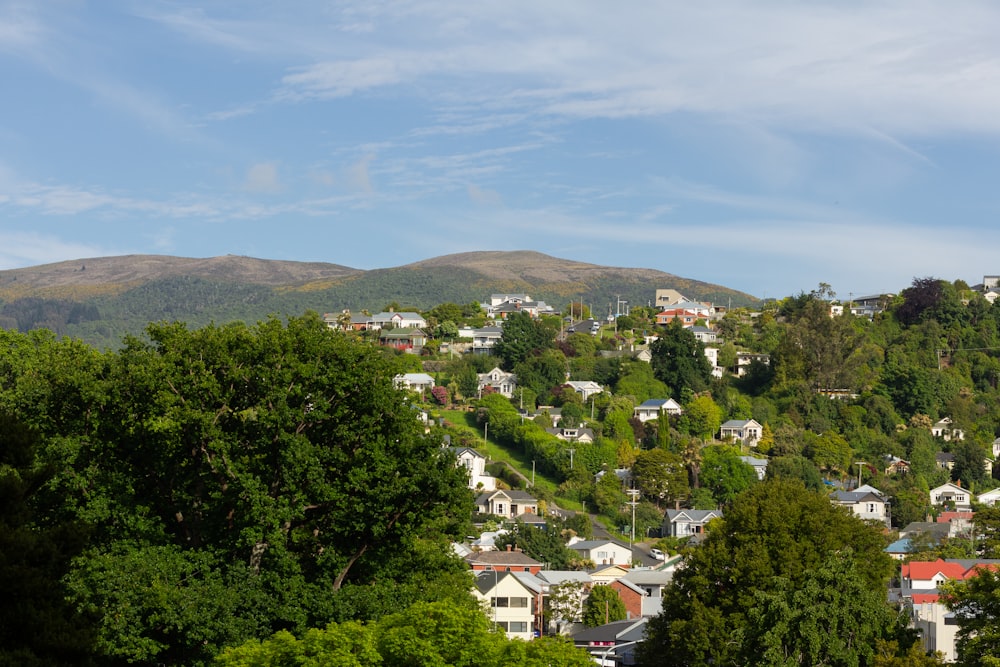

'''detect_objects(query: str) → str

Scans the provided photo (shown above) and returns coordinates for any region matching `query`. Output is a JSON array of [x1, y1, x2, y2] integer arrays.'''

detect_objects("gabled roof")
[[571, 618, 648, 643], [720, 418, 761, 429], [623, 569, 674, 586], [665, 509, 722, 523], [466, 549, 542, 568], [475, 489, 538, 505], [570, 539, 630, 552], [538, 570, 593, 585]]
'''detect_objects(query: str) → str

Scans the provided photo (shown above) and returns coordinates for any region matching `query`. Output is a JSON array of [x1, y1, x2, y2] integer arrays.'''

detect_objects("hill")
[[0, 251, 757, 348]]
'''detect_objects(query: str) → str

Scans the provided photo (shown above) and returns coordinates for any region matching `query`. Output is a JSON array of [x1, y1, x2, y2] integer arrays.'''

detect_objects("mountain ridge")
[[0, 251, 757, 349]]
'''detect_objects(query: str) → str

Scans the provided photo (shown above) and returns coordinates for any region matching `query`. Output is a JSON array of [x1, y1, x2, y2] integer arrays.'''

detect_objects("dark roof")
[[466, 549, 542, 567]]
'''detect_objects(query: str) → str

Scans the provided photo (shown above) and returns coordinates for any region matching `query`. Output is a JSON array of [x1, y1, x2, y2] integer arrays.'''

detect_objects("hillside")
[[0, 251, 757, 348]]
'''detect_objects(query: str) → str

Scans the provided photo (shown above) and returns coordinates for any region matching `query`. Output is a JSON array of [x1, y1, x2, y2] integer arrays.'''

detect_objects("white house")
[[633, 398, 683, 423], [472, 571, 540, 641], [931, 417, 965, 442], [478, 367, 518, 398], [450, 447, 497, 491], [393, 373, 435, 393], [719, 419, 763, 448], [369, 311, 428, 330], [662, 509, 722, 538], [475, 489, 539, 519], [466, 326, 504, 354], [830, 486, 889, 525], [929, 482, 972, 509], [567, 538, 633, 567], [978, 487, 1000, 507], [564, 380, 604, 402], [739, 455, 768, 481]]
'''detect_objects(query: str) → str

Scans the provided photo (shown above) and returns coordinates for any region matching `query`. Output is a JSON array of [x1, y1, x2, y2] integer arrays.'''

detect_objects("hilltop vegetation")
[[0, 251, 755, 348]]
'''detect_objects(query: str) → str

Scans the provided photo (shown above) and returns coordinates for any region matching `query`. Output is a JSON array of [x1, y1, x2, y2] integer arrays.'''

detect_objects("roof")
[[538, 570, 593, 585], [569, 539, 631, 551], [664, 509, 722, 522], [623, 569, 674, 586], [884, 538, 913, 554], [937, 511, 976, 523], [475, 489, 538, 505], [466, 549, 542, 567], [720, 419, 758, 428], [831, 490, 884, 504], [571, 618, 648, 643]]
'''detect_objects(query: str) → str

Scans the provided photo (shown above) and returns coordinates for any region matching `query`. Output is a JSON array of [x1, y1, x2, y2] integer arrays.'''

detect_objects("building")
[[719, 419, 763, 448]]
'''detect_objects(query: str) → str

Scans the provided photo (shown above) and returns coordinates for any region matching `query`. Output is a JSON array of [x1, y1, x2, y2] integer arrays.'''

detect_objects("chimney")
[[506, 544, 512, 552]]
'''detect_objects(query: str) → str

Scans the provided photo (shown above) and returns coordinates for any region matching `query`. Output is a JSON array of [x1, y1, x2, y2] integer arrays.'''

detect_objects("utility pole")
[[627, 488, 641, 557], [567, 448, 575, 470]]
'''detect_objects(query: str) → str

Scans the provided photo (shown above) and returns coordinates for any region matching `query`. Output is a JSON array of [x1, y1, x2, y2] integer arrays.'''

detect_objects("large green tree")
[[54, 315, 473, 664], [493, 312, 556, 371], [650, 319, 712, 396], [638, 479, 898, 667], [582, 584, 627, 627]]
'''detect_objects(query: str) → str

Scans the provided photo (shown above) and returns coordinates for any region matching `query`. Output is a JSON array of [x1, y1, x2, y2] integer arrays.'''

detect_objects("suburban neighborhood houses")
[[260, 277, 1000, 664], [364, 279, 1000, 665]]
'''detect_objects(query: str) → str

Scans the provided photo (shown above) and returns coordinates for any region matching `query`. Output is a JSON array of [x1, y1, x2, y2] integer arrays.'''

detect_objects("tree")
[[493, 312, 556, 371], [217, 600, 595, 667], [582, 585, 626, 627], [0, 412, 96, 667], [741, 549, 898, 667], [682, 394, 722, 440], [638, 480, 897, 667], [699, 445, 757, 504], [548, 581, 587, 633], [56, 315, 474, 664], [941, 567, 1000, 667], [973, 507, 1000, 559], [632, 448, 689, 507], [951, 440, 989, 489], [650, 319, 712, 396]]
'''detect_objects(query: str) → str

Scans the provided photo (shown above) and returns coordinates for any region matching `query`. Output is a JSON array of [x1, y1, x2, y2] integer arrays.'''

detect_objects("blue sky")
[[2, 1, 1000, 299]]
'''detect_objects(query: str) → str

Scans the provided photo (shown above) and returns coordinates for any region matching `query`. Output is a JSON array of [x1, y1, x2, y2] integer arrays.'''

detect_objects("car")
[[649, 548, 665, 560]]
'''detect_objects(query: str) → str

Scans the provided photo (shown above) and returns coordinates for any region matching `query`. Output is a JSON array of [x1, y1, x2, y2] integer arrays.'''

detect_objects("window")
[[492, 597, 509, 608], [508, 622, 528, 633], [510, 597, 528, 608]]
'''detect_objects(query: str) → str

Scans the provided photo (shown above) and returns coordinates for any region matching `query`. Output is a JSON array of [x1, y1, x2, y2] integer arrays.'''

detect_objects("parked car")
[[650, 548, 665, 560]]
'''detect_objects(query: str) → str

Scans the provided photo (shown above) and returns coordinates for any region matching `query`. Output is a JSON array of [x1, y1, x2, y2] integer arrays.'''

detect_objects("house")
[[472, 570, 540, 641], [564, 381, 604, 402], [609, 578, 645, 619], [622, 569, 674, 617], [633, 398, 683, 423], [735, 352, 770, 377], [477, 367, 518, 398], [482, 294, 557, 320], [830, 487, 889, 525], [393, 373, 435, 393], [899, 521, 951, 547], [654, 289, 690, 307], [978, 487, 1000, 507], [719, 419, 763, 448], [464, 326, 504, 354], [655, 301, 714, 326], [739, 455, 768, 481], [571, 618, 648, 665], [686, 325, 718, 343], [449, 447, 497, 491], [546, 427, 596, 444], [377, 328, 427, 352], [931, 417, 965, 442], [884, 537, 914, 561], [703, 346, 724, 378], [899, 559, 1000, 661], [936, 511, 976, 538], [475, 489, 539, 519], [884, 455, 911, 476], [662, 509, 722, 538], [588, 564, 631, 586], [930, 482, 972, 509], [568, 538, 633, 567], [466, 545, 543, 575], [935, 451, 955, 471]]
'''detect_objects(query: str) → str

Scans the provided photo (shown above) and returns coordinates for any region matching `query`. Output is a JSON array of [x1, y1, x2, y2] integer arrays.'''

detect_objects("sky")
[[2, 2, 1000, 299]]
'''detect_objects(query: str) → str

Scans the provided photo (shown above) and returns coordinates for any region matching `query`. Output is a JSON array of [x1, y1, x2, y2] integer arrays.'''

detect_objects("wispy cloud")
[[243, 162, 281, 194], [0, 231, 118, 270]]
